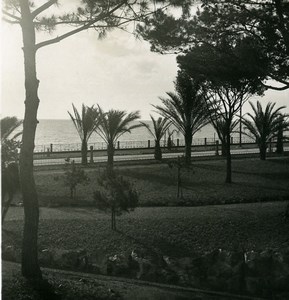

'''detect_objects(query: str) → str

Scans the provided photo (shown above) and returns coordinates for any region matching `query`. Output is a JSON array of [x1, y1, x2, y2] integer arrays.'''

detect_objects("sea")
[[15, 119, 246, 152], [34, 119, 217, 143]]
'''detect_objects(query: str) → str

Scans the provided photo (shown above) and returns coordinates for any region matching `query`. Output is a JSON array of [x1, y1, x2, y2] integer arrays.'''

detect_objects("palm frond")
[[1, 116, 23, 141], [68, 103, 100, 143], [141, 115, 171, 141], [242, 101, 287, 144], [96, 107, 142, 145]]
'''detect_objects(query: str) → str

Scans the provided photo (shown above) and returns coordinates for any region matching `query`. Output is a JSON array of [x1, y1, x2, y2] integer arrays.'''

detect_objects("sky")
[[1, 1, 288, 121]]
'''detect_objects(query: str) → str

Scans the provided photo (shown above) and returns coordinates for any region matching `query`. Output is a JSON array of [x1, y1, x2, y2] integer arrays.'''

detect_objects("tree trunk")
[[107, 142, 115, 173], [19, 0, 42, 279], [225, 132, 232, 183], [2, 193, 14, 224], [221, 140, 226, 157], [276, 127, 284, 154], [167, 136, 172, 151], [154, 140, 162, 160], [184, 131, 192, 165], [259, 143, 267, 160], [81, 140, 88, 165]]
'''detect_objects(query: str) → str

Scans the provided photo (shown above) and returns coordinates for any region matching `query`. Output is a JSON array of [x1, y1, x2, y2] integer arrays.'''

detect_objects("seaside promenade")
[[33, 142, 289, 166]]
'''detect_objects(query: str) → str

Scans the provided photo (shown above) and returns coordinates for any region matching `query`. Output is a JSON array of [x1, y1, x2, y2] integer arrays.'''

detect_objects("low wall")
[[3, 246, 289, 298]]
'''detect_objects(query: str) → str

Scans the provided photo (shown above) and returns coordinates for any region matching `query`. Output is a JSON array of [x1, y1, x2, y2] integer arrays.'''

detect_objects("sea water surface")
[[34, 119, 217, 146], [14, 119, 249, 152]]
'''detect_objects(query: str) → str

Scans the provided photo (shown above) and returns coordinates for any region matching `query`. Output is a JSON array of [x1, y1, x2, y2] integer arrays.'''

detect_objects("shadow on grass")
[[232, 181, 289, 193], [118, 168, 176, 187], [193, 163, 225, 173], [233, 171, 289, 181]]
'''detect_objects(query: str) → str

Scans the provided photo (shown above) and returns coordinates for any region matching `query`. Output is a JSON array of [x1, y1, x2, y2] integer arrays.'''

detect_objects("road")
[[33, 146, 289, 166]]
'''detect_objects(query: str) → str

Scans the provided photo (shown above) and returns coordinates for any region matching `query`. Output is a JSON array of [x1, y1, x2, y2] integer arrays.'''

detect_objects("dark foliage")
[[93, 171, 138, 230], [64, 161, 89, 200]]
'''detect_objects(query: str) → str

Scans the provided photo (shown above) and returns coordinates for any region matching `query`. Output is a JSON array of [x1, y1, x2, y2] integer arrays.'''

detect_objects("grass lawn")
[[2, 157, 289, 299], [3, 201, 289, 260], [34, 157, 289, 207]]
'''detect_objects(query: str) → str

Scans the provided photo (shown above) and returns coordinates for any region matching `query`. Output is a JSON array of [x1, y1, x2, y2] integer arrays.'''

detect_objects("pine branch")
[[262, 83, 289, 91], [31, 0, 58, 19], [35, 0, 128, 50], [2, 10, 21, 22], [2, 17, 20, 24]]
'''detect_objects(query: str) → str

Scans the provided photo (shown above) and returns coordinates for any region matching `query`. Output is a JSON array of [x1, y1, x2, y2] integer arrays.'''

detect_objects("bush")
[[64, 160, 89, 200]]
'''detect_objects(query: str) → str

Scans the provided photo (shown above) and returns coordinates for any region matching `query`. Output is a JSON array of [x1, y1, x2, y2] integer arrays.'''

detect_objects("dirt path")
[[5, 201, 288, 221]]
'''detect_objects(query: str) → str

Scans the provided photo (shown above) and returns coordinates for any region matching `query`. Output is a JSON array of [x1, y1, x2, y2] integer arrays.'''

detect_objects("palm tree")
[[68, 104, 100, 165], [1, 116, 23, 141], [141, 115, 171, 160], [1, 116, 23, 165], [276, 114, 289, 154], [96, 106, 142, 173], [242, 101, 289, 160], [212, 117, 239, 156], [155, 71, 210, 165]]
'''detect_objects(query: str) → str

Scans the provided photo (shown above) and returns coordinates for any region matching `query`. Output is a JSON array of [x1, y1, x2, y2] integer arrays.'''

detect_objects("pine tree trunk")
[[184, 131, 192, 165], [81, 140, 88, 165], [19, 0, 42, 279]]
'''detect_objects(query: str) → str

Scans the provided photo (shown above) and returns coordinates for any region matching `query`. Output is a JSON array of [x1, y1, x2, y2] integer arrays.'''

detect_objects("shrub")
[[93, 171, 138, 230], [64, 160, 89, 200]]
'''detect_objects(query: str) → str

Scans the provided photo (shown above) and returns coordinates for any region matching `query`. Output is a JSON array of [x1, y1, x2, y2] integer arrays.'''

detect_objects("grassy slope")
[[3, 158, 289, 299], [34, 157, 289, 207], [3, 202, 289, 259]]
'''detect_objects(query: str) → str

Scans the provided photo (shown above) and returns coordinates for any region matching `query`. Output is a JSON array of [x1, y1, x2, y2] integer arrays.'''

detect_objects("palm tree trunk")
[[154, 140, 162, 160], [107, 142, 115, 173], [260, 142, 267, 160], [184, 131, 192, 165], [276, 127, 283, 154], [19, 0, 42, 279], [81, 140, 88, 165]]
